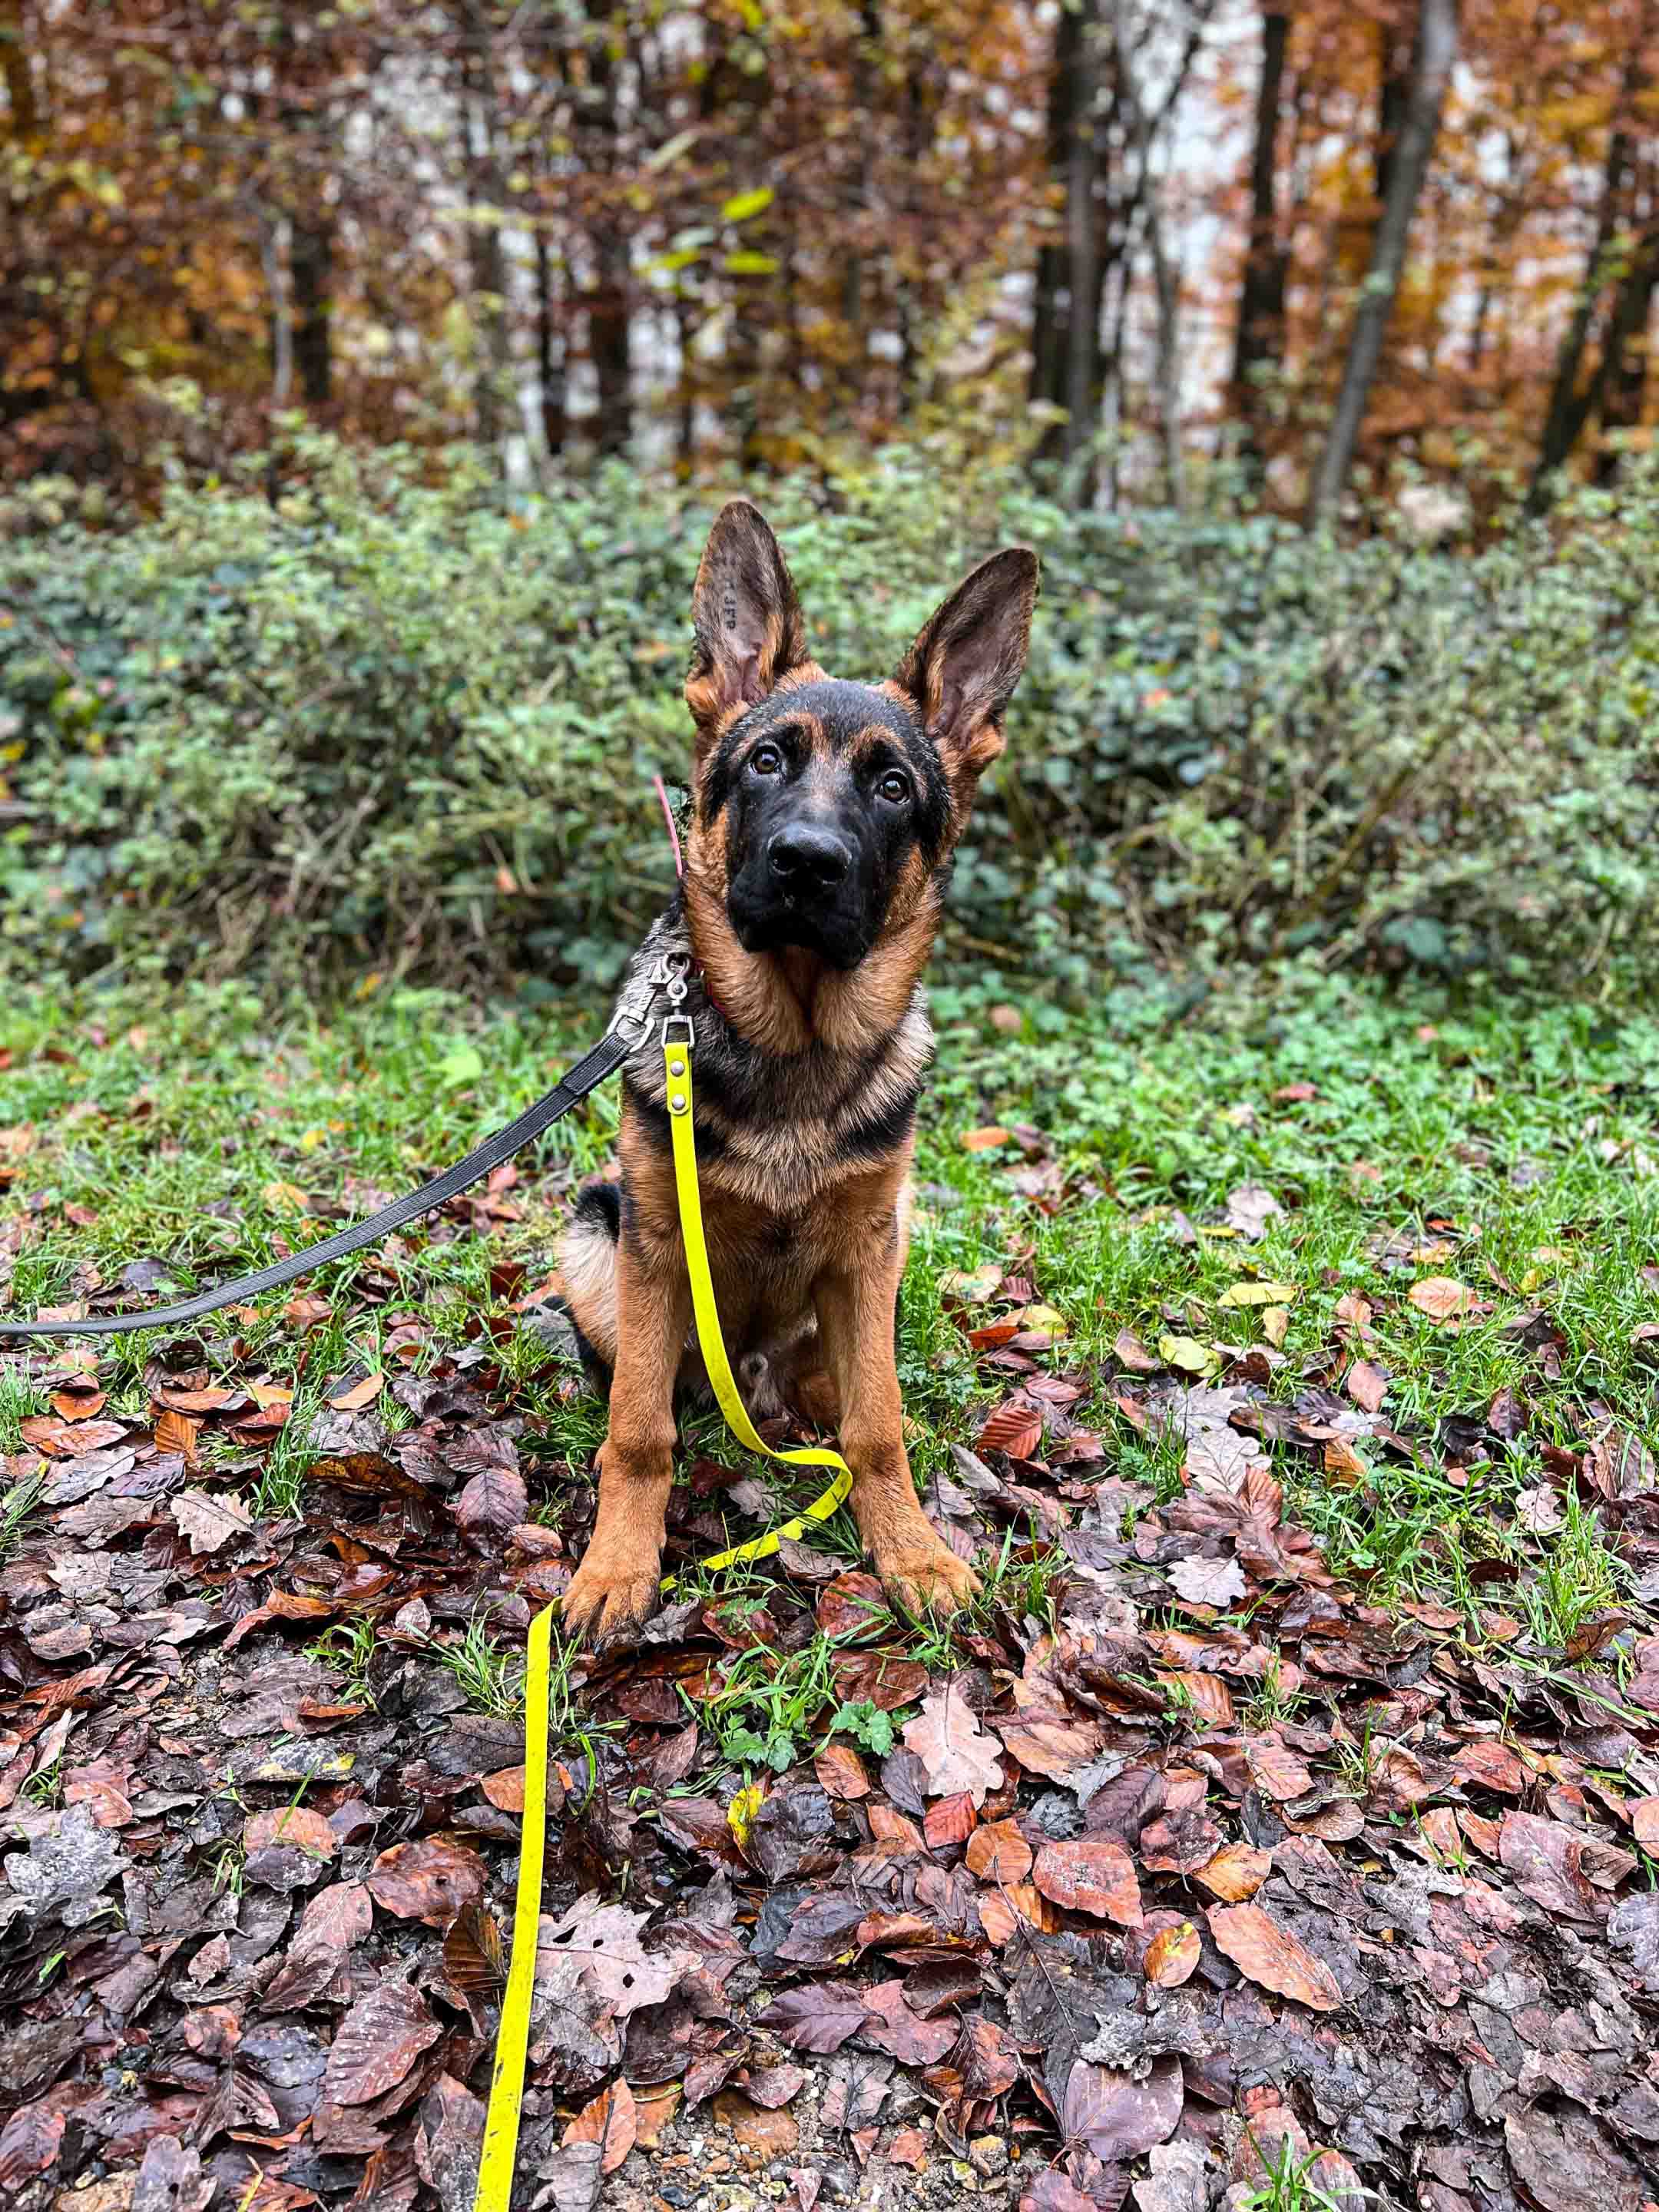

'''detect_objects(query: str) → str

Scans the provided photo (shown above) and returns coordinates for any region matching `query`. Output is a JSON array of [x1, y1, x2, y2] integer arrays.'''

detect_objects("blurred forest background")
[[5, 0, 1658, 518], [3, 2, 1659, 1002]]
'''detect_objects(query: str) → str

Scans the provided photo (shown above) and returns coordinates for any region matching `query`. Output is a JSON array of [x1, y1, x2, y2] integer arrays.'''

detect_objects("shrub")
[[2, 432, 1656, 998]]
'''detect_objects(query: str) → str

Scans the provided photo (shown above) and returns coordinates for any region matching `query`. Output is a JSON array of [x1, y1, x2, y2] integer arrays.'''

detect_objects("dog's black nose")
[[768, 824, 852, 891]]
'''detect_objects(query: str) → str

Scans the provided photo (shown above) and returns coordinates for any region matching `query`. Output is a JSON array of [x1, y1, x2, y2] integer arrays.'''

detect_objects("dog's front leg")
[[564, 1232, 689, 1646], [815, 1259, 980, 1617]]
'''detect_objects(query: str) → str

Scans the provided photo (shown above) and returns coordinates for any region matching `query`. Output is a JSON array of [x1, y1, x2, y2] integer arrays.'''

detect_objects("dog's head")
[[682, 501, 1038, 972]]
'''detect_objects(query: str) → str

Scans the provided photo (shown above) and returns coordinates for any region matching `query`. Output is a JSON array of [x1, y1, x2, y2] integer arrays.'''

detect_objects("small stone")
[[969, 2138, 1008, 2179]]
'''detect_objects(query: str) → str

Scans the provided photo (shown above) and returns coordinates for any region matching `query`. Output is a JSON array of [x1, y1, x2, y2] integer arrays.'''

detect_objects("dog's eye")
[[750, 744, 783, 778], [877, 770, 910, 806]]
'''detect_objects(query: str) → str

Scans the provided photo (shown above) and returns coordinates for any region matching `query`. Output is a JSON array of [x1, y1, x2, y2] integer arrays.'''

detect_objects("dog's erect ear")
[[893, 548, 1038, 783], [685, 499, 810, 743]]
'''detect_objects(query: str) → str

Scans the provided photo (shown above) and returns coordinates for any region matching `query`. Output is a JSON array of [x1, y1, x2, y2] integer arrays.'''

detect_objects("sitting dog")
[[558, 499, 1038, 1644]]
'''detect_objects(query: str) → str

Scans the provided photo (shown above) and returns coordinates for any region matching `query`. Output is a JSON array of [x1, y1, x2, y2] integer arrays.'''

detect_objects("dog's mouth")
[[725, 885, 876, 972]]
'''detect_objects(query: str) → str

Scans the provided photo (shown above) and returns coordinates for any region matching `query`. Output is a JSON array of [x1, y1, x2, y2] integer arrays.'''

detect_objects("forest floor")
[[1, 971, 1657, 2212]]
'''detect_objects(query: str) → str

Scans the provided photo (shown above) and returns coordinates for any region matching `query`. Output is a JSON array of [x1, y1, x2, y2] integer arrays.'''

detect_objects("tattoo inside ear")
[[686, 500, 810, 735]]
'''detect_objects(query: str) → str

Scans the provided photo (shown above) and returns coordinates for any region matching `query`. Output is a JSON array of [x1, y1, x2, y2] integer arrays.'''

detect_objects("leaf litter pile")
[[2, 1053, 1659, 2212]]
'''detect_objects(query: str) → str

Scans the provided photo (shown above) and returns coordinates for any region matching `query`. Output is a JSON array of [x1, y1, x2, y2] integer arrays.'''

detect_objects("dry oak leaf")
[[1033, 1836, 1143, 1926], [171, 1488, 254, 1555], [1225, 1184, 1283, 1239], [1206, 1904, 1340, 2012], [323, 1979, 441, 2105], [1409, 1277, 1476, 1321], [902, 1686, 1005, 1808], [1167, 1555, 1247, 1608]]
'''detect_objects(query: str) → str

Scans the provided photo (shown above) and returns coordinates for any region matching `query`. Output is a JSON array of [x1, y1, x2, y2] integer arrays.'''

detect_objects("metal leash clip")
[[660, 950, 694, 1055]]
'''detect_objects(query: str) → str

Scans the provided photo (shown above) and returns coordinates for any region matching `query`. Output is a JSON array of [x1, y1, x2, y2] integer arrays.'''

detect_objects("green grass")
[[4, 962, 1657, 1697]]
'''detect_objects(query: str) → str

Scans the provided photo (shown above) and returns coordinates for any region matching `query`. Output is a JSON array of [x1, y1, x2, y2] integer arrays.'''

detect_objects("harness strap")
[[0, 1030, 633, 1339], [473, 1028, 854, 2212]]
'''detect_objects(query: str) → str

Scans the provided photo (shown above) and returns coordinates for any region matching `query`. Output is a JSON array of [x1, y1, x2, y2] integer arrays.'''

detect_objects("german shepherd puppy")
[[558, 501, 1038, 1644]]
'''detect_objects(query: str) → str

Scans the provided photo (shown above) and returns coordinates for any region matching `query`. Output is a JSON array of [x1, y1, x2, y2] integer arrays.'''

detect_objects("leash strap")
[[473, 1598, 552, 2212], [0, 1031, 633, 1339], [475, 1027, 853, 2211], [658, 1026, 855, 1565]]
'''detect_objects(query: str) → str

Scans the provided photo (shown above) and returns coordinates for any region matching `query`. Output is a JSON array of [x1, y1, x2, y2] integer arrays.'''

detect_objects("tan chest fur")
[[618, 1106, 912, 1351]]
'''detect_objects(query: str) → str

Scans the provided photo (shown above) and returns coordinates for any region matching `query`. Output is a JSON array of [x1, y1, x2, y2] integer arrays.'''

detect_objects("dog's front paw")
[[876, 1540, 981, 1618], [561, 1543, 664, 1648]]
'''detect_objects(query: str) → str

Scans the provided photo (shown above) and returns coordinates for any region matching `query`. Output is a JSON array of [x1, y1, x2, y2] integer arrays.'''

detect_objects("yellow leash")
[[472, 1023, 853, 2210]]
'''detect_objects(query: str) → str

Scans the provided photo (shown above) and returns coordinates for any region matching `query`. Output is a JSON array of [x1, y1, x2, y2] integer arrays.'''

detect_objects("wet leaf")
[[366, 1836, 487, 1929], [1142, 1919, 1201, 1987], [323, 1979, 441, 2104], [1193, 1843, 1271, 1902], [1345, 1360, 1388, 1413], [1409, 1277, 1475, 1320], [1032, 1836, 1143, 1926], [755, 1982, 869, 2054], [1062, 2053, 1183, 2160], [564, 2080, 636, 2174], [965, 1819, 1033, 1884], [1206, 1904, 1341, 2011]]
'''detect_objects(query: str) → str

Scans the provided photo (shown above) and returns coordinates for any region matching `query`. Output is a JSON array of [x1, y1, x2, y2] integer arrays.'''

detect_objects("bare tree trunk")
[[1232, 7, 1287, 462], [841, 0, 882, 411], [1531, 130, 1635, 498], [290, 214, 333, 406], [460, 25, 512, 450], [1114, 0, 1184, 508], [1, 0, 40, 137], [1030, 0, 1086, 447], [1062, 0, 1104, 481], [1374, 15, 1414, 203], [1595, 210, 1659, 480], [258, 211, 294, 412], [1306, 0, 1459, 528], [534, 224, 566, 457], [1528, 24, 1654, 506]]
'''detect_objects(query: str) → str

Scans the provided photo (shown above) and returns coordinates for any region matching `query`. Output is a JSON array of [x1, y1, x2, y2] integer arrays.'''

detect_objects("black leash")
[[0, 1028, 634, 1342]]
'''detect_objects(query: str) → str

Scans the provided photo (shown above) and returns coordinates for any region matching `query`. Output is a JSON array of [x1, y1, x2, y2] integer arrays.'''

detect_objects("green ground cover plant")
[[3, 435, 1657, 1000]]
